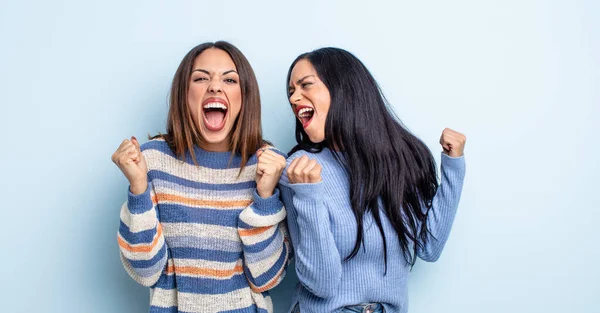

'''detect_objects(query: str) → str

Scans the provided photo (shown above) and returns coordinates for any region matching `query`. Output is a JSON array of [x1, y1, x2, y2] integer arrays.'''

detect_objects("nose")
[[290, 90, 302, 103], [208, 80, 222, 94]]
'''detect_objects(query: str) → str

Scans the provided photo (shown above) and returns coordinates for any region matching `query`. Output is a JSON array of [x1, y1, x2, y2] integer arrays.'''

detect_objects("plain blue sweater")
[[278, 148, 466, 313]]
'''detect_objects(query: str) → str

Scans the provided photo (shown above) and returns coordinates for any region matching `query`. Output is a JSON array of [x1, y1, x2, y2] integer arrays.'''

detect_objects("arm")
[[117, 184, 168, 286], [280, 155, 343, 298], [112, 137, 167, 286], [418, 153, 466, 262], [238, 189, 290, 292]]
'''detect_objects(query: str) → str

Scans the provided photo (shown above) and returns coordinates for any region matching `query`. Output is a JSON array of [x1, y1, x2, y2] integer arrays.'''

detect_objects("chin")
[[307, 135, 325, 144], [198, 123, 233, 148]]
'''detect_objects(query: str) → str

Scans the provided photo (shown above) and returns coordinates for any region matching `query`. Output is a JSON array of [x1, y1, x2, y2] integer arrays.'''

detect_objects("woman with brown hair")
[[111, 41, 290, 313]]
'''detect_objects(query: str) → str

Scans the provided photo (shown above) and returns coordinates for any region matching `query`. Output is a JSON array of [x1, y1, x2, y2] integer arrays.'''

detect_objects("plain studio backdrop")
[[0, 0, 598, 312]]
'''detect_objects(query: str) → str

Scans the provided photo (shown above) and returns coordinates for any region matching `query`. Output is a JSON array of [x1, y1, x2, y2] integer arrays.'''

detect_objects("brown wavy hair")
[[153, 41, 264, 169]]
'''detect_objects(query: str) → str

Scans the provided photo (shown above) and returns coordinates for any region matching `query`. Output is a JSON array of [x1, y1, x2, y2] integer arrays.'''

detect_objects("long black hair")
[[286, 47, 439, 269]]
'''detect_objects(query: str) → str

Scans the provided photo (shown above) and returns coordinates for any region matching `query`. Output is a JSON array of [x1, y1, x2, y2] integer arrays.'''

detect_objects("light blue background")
[[1, 0, 598, 312]]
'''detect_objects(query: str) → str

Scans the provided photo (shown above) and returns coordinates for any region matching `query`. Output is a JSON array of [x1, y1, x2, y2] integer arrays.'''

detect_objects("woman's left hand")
[[255, 148, 287, 198], [440, 128, 467, 157]]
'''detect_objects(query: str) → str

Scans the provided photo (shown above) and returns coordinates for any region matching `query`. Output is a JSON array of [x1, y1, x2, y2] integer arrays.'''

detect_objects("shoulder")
[[140, 138, 177, 165], [279, 148, 335, 186], [140, 137, 170, 152], [263, 146, 288, 159], [286, 148, 332, 166]]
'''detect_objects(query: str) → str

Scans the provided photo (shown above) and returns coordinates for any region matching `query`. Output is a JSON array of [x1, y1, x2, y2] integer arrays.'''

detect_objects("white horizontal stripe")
[[145, 149, 256, 184], [120, 202, 158, 233], [239, 205, 286, 227], [177, 288, 254, 312], [162, 223, 241, 242], [153, 178, 255, 201]]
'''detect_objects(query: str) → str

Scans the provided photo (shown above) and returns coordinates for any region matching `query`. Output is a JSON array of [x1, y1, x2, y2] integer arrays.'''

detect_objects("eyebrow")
[[296, 75, 315, 85], [289, 75, 316, 89], [193, 69, 238, 75]]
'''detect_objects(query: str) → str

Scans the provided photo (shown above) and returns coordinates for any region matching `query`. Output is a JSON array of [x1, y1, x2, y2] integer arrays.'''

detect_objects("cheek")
[[316, 97, 330, 122], [187, 88, 204, 123], [188, 86, 204, 109], [228, 86, 242, 102], [227, 86, 242, 118]]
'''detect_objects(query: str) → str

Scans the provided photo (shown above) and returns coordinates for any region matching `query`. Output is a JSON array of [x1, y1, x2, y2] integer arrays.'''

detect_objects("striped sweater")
[[117, 138, 290, 313]]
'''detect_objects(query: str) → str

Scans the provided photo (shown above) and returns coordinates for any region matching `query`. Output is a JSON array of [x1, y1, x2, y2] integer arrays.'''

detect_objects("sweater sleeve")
[[237, 189, 290, 292], [417, 153, 466, 262], [280, 181, 342, 298], [117, 183, 168, 287]]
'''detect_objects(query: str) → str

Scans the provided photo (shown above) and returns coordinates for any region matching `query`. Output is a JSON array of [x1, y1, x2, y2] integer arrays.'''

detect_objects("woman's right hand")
[[287, 155, 322, 184], [111, 136, 148, 195]]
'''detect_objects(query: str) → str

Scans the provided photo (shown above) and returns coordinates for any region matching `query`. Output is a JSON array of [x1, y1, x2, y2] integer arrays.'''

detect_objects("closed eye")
[[193, 77, 209, 82]]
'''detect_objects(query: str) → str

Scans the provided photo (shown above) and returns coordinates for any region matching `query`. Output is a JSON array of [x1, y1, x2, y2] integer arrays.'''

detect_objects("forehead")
[[193, 48, 237, 71], [290, 59, 316, 81]]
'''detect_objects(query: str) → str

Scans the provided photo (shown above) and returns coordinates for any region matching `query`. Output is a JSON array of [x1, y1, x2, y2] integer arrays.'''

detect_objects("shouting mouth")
[[295, 105, 314, 128], [202, 97, 228, 131]]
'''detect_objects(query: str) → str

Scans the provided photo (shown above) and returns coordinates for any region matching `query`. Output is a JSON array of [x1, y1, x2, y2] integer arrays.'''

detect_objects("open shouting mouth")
[[295, 105, 314, 128], [202, 97, 228, 131]]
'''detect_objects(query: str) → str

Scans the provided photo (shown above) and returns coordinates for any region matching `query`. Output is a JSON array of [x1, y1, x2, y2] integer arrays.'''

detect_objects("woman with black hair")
[[278, 47, 467, 313]]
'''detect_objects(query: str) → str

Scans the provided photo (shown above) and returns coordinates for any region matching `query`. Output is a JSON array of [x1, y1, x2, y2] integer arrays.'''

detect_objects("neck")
[[198, 137, 231, 152]]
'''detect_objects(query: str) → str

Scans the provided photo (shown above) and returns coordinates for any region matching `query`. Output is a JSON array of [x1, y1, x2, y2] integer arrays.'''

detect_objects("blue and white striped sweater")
[[118, 138, 290, 313]]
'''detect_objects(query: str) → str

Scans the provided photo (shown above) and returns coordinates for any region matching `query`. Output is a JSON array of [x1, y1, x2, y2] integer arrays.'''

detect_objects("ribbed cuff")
[[441, 153, 466, 171], [127, 186, 153, 214], [289, 181, 324, 199], [252, 188, 284, 215]]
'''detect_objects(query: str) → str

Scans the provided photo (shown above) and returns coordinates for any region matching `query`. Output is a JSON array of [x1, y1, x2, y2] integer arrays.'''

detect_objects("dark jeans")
[[292, 302, 384, 313]]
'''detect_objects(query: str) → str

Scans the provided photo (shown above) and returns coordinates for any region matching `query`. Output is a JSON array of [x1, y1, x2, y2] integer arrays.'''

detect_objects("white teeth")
[[298, 108, 314, 117], [203, 102, 227, 110]]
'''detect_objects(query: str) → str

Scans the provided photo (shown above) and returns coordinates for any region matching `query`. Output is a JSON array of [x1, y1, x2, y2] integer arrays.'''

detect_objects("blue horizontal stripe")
[[159, 204, 241, 227], [178, 274, 249, 294], [166, 236, 242, 252], [245, 243, 288, 287], [244, 230, 283, 264], [149, 170, 255, 191], [149, 306, 178, 313], [141, 140, 259, 169], [256, 243, 287, 283], [152, 268, 175, 289], [155, 273, 249, 294], [119, 221, 156, 244], [238, 220, 253, 229], [243, 227, 280, 254], [170, 247, 242, 262], [129, 249, 167, 278], [127, 243, 167, 269], [154, 274, 176, 289]]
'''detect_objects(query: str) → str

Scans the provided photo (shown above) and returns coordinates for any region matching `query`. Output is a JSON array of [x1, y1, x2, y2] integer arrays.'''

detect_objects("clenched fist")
[[111, 136, 148, 195], [255, 148, 287, 198], [439, 128, 467, 157], [287, 155, 322, 184]]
